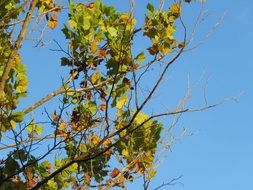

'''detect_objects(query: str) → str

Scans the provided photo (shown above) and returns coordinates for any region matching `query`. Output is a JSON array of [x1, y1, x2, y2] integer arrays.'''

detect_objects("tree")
[[0, 0, 213, 189]]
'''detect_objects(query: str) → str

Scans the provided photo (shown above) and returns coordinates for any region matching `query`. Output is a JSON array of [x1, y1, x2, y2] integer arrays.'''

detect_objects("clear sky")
[[152, 1, 253, 190], [19, 0, 253, 189]]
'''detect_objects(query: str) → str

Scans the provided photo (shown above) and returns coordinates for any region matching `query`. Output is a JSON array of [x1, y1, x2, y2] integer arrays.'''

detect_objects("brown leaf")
[[24, 167, 37, 188], [129, 63, 139, 71], [110, 168, 120, 178], [99, 104, 106, 111], [135, 162, 145, 173], [178, 42, 186, 49], [28, 133, 35, 138], [85, 174, 91, 183], [85, 90, 92, 100], [100, 91, 106, 102], [11, 176, 20, 184], [86, 2, 95, 9], [98, 49, 106, 58], [123, 171, 133, 181], [51, 111, 60, 122], [122, 77, 131, 88], [147, 46, 159, 55]]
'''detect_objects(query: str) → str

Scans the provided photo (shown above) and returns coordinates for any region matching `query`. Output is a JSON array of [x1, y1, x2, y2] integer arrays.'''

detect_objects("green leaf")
[[10, 120, 16, 128], [71, 97, 77, 104], [68, 163, 78, 173], [68, 19, 77, 29], [135, 51, 146, 63], [147, 169, 157, 180], [62, 25, 72, 39], [26, 123, 43, 135], [5, 3, 14, 10], [40, 161, 51, 169], [35, 125, 43, 135], [82, 101, 97, 115], [47, 179, 57, 189], [107, 27, 117, 37], [3, 157, 20, 175], [80, 144, 87, 152], [94, 174, 103, 183], [13, 149, 27, 162], [10, 112, 24, 123], [147, 3, 154, 13], [61, 57, 71, 66], [27, 124, 34, 133], [82, 19, 91, 30], [106, 58, 118, 75]]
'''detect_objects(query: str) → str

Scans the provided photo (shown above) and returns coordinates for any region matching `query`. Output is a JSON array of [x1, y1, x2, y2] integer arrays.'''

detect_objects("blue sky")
[[151, 1, 253, 190], [19, 0, 253, 189]]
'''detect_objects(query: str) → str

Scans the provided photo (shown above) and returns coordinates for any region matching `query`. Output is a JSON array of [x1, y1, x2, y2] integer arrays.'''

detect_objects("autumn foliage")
[[0, 0, 205, 189]]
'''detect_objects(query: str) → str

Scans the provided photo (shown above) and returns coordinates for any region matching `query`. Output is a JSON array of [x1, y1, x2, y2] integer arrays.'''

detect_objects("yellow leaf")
[[169, 3, 181, 18], [103, 139, 113, 156], [44, 0, 54, 7], [119, 13, 136, 26], [47, 12, 58, 29], [122, 149, 130, 159], [132, 111, 149, 125], [116, 95, 128, 109], [91, 136, 101, 145], [91, 40, 98, 53], [47, 19, 57, 29], [116, 122, 124, 130], [103, 139, 112, 148], [119, 14, 130, 23], [58, 120, 67, 131], [90, 72, 101, 84], [16, 78, 28, 93]]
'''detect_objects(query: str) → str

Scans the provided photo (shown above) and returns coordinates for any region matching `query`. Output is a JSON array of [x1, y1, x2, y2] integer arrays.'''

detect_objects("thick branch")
[[0, 0, 37, 93], [0, 134, 66, 151], [23, 86, 65, 114], [23, 77, 112, 114]]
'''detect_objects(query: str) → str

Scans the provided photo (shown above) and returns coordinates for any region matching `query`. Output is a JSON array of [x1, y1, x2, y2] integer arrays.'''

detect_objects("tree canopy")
[[0, 0, 210, 189]]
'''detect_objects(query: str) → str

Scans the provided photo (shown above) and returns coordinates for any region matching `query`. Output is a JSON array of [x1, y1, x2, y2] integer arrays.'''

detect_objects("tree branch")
[[0, 0, 37, 93], [23, 76, 112, 114], [152, 175, 183, 190]]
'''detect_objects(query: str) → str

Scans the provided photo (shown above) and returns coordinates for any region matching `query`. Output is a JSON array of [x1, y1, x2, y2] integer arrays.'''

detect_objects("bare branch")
[[152, 175, 183, 190]]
